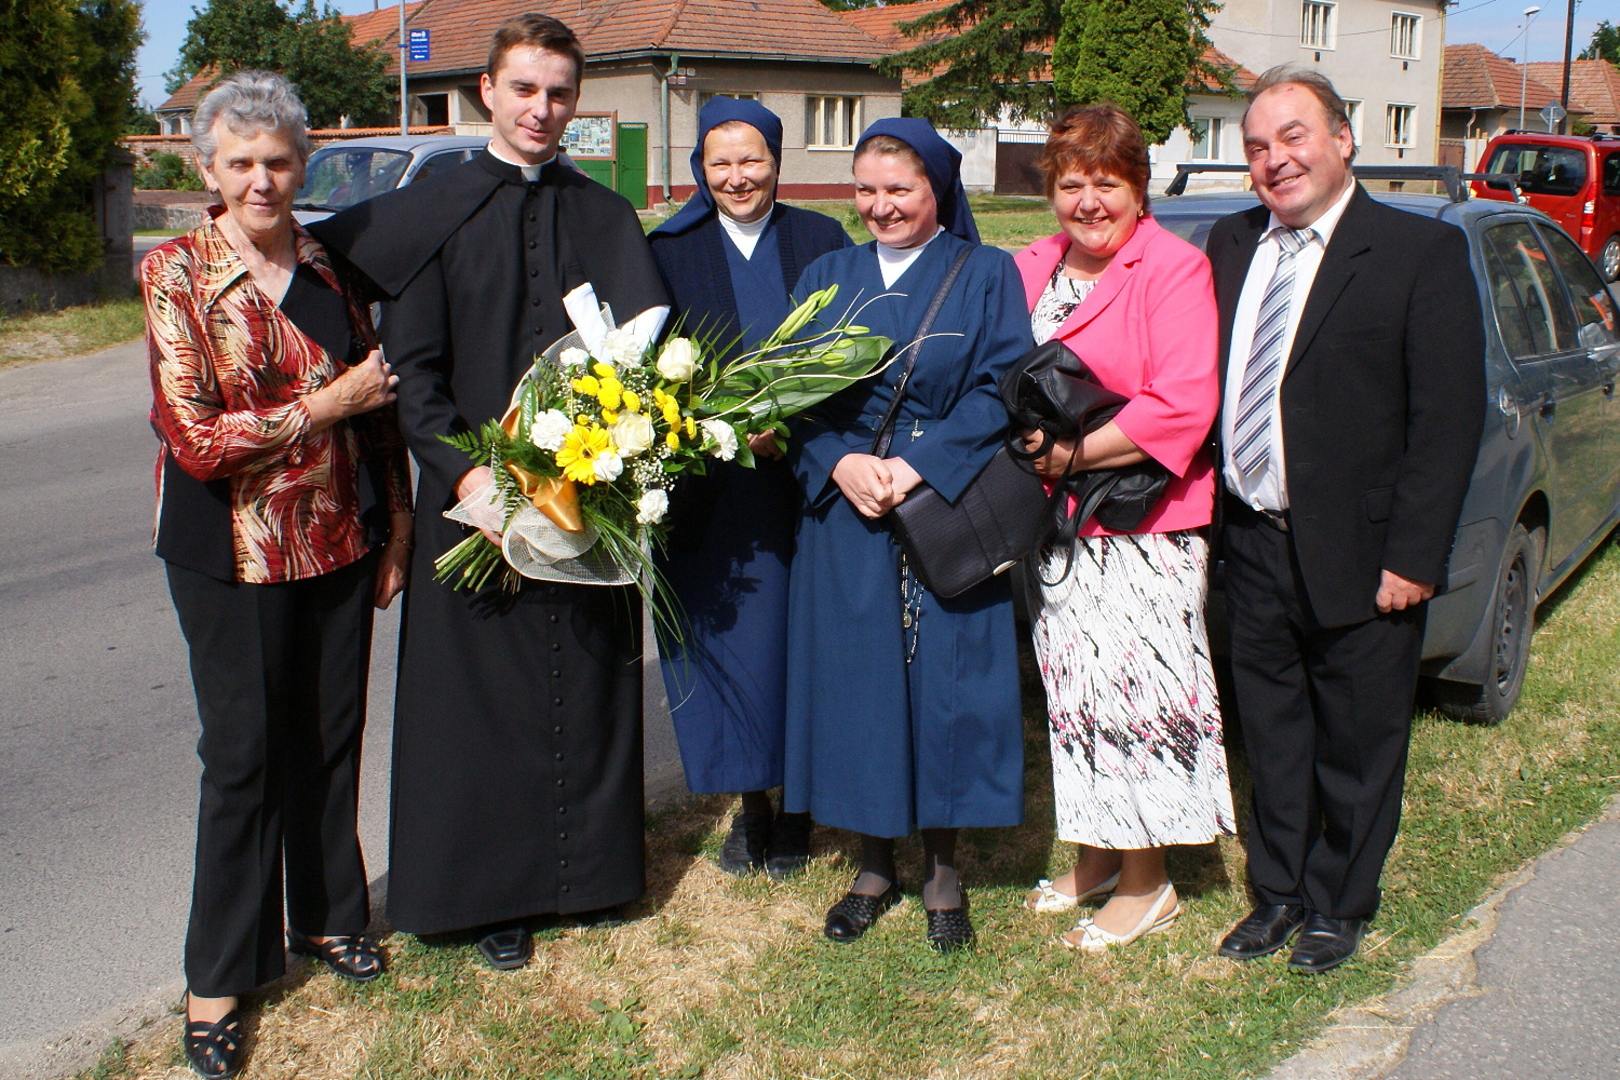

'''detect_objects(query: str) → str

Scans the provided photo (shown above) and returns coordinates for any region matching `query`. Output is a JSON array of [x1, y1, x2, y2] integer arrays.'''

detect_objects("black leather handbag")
[[876, 249, 1050, 599], [999, 340, 1170, 585]]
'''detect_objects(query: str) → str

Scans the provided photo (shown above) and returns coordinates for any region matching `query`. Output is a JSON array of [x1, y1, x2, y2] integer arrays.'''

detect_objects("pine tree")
[[1578, 20, 1618, 65], [1053, 0, 1225, 145]]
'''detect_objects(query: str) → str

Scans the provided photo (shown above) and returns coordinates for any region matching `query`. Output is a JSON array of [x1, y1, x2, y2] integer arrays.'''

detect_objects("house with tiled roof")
[[1441, 43, 1570, 144], [1526, 59, 1620, 135]]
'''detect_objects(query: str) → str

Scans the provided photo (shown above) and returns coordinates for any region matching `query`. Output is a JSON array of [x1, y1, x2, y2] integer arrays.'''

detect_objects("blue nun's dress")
[[783, 228, 1034, 837], [649, 99, 850, 794]]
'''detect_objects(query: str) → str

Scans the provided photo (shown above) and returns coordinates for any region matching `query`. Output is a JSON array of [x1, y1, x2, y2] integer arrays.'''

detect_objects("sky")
[[133, 0, 1610, 108]]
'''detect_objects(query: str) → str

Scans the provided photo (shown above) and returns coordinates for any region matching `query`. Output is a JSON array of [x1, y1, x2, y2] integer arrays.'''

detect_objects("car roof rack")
[[1164, 163, 1504, 203]]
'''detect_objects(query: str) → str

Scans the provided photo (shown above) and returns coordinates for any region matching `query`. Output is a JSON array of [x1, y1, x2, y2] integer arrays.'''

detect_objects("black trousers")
[[167, 555, 377, 998], [1223, 511, 1424, 920]]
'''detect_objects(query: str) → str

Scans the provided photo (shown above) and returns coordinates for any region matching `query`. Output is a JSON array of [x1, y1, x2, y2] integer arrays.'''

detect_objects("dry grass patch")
[[0, 297, 144, 368]]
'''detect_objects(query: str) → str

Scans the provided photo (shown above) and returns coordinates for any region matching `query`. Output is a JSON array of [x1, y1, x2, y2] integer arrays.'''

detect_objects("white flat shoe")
[[1025, 871, 1121, 913], [1059, 882, 1180, 953]]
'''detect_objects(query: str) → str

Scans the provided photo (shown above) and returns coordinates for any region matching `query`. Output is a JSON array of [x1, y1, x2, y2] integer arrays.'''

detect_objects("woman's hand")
[[883, 457, 925, 500], [305, 350, 399, 431], [374, 510, 412, 609], [1023, 431, 1077, 480], [832, 453, 898, 519], [747, 430, 784, 460]]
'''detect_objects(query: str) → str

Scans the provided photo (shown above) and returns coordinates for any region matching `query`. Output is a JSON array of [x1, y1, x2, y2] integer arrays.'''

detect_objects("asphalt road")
[[0, 338, 683, 1078]]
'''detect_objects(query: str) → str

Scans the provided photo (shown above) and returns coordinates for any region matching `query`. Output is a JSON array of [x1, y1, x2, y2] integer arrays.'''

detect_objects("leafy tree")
[[0, 0, 145, 273], [166, 0, 394, 129], [878, 0, 1067, 129], [1052, 0, 1225, 145], [818, 0, 882, 9], [1578, 20, 1618, 65]]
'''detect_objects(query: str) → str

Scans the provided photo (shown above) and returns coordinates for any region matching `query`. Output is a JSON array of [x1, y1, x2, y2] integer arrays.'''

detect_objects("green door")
[[616, 123, 648, 209], [576, 158, 615, 190]]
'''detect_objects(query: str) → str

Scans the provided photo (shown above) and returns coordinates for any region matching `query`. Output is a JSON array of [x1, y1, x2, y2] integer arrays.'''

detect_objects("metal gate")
[[995, 130, 1046, 195]]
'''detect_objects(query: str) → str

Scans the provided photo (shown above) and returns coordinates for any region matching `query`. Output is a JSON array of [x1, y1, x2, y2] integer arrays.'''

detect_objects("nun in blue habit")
[[783, 118, 1033, 951], [649, 97, 851, 880]]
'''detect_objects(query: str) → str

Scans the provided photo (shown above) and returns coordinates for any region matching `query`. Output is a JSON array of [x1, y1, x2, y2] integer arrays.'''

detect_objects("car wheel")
[[1602, 234, 1620, 282], [1437, 523, 1542, 725]]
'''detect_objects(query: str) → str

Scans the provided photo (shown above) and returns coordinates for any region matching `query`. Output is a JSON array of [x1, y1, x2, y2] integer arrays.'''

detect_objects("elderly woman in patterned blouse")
[[141, 71, 409, 1079], [1012, 104, 1233, 953]]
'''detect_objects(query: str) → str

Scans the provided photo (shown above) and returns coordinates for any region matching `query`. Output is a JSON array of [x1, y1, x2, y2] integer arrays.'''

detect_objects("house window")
[[1189, 117, 1223, 160], [1301, 1, 1335, 49], [807, 95, 861, 149], [410, 93, 448, 127], [1390, 12, 1421, 60], [1343, 98, 1363, 147], [1385, 103, 1416, 148]]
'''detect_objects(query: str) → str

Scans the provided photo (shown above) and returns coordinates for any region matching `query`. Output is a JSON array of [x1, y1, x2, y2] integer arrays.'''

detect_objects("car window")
[[1604, 153, 1620, 197], [1483, 144, 1589, 197], [1536, 224, 1620, 347], [295, 148, 411, 211], [411, 149, 468, 184], [1483, 240, 1541, 360], [1483, 221, 1580, 357]]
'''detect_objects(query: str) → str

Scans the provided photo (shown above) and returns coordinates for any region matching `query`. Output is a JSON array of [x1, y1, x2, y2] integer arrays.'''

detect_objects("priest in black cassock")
[[312, 13, 669, 970]]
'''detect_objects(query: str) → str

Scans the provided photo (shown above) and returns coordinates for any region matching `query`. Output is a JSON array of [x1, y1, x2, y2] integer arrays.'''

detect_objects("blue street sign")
[[408, 28, 430, 63]]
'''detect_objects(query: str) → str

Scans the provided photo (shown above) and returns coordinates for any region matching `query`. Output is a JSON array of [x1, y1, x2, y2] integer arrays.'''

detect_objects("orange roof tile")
[[1443, 43, 1563, 111], [157, 67, 217, 113], [1525, 58, 1620, 126]]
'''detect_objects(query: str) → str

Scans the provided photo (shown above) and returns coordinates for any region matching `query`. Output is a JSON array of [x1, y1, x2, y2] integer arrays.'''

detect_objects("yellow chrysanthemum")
[[571, 375, 600, 395], [622, 391, 641, 413], [602, 407, 619, 424], [556, 423, 611, 485], [665, 430, 681, 451], [597, 377, 624, 411], [684, 415, 696, 439], [592, 362, 616, 379]]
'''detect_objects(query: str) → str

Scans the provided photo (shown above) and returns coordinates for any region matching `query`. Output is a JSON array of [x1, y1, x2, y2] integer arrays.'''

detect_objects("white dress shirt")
[[876, 226, 944, 289], [1221, 178, 1356, 511]]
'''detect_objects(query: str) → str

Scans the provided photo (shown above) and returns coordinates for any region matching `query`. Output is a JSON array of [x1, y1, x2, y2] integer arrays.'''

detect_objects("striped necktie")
[[1231, 227, 1314, 477]]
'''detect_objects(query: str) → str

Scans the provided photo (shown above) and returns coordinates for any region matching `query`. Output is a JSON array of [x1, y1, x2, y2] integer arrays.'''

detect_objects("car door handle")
[[1539, 393, 1556, 417], [1604, 380, 1616, 398]]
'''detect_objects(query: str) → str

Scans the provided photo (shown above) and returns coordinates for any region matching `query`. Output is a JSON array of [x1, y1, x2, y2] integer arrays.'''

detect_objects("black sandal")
[[925, 895, 975, 953], [287, 930, 385, 982], [183, 1008, 244, 1079], [823, 881, 903, 943]]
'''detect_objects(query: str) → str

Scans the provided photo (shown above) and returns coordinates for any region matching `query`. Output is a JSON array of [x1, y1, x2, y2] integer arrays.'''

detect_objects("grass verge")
[[0, 297, 145, 369], [645, 194, 1055, 252], [79, 538, 1620, 1078]]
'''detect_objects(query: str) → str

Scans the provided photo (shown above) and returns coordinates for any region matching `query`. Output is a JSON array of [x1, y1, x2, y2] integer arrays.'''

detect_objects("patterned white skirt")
[[1031, 530, 1235, 848]]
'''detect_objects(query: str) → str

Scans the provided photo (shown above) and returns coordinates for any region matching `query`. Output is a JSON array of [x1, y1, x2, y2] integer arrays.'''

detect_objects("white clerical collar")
[[875, 226, 945, 289], [486, 142, 556, 183], [1265, 176, 1355, 248], [717, 205, 773, 260]]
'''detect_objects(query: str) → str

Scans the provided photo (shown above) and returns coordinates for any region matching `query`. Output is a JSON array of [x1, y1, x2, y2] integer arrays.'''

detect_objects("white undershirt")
[[876, 226, 945, 289], [1221, 178, 1355, 512], [485, 141, 554, 182], [717, 206, 772, 260]]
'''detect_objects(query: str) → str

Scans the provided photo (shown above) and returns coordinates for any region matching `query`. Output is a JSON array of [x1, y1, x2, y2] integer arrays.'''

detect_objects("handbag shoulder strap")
[[872, 243, 974, 457]]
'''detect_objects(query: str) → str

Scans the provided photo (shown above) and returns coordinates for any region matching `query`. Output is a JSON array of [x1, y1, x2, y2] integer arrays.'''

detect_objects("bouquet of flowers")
[[433, 284, 889, 636]]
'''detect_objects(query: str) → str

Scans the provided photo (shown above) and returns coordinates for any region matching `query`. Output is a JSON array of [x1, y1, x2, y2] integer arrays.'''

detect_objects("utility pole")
[[1557, 0, 1576, 134], [398, 1, 408, 136]]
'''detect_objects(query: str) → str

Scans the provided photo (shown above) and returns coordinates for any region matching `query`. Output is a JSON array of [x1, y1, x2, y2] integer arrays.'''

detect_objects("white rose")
[[700, 418, 739, 462], [593, 448, 624, 482], [529, 409, 574, 452], [558, 346, 590, 370], [597, 327, 643, 370], [609, 410, 655, 456], [637, 488, 669, 525], [655, 337, 698, 383]]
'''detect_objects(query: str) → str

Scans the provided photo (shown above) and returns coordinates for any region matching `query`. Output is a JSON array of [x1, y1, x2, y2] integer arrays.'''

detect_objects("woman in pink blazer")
[[1014, 105, 1233, 952]]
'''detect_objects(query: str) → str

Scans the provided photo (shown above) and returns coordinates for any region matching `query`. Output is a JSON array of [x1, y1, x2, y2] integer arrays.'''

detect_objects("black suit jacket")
[[1209, 184, 1485, 628]]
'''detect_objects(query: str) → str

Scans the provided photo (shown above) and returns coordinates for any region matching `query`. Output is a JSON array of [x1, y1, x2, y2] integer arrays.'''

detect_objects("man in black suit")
[[1209, 67, 1484, 972]]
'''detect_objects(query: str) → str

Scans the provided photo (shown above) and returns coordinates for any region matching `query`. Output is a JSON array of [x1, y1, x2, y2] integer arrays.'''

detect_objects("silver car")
[[292, 134, 490, 225]]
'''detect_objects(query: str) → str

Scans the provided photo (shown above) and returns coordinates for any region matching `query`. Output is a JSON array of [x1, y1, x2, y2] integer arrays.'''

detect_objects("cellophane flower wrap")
[[434, 285, 890, 639]]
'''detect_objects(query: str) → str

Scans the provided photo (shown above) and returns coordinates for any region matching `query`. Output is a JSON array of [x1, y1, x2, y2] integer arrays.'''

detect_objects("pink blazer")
[[1014, 217, 1220, 536]]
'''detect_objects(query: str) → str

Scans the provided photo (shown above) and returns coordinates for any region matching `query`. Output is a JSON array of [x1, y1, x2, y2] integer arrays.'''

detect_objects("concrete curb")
[[1266, 793, 1620, 1079]]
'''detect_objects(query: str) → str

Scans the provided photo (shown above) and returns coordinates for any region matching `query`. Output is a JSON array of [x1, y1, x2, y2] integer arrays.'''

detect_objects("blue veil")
[[654, 98, 784, 238], [856, 117, 980, 245]]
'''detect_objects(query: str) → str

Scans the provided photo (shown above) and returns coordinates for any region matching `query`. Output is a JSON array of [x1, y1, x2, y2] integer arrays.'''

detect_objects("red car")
[[1472, 132, 1620, 281]]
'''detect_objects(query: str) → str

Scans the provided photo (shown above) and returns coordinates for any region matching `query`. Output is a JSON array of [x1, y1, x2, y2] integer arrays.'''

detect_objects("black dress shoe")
[[476, 925, 532, 970], [718, 811, 771, 875], [183, 1007, 244, 1079], [1217, 904, 1308, 960], [925, 896, 974, 953], [1287, 913, 1367, 974], [824, 881, 903, 943], [765, 811, 812, 881]]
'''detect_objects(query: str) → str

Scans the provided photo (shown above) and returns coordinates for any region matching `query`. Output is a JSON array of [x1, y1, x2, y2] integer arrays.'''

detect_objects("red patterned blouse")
[[142, 209, 411, 584]]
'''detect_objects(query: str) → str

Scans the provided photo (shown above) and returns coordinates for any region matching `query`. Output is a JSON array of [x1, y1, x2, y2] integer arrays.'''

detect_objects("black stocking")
[[739, 790, 772, 817], [921, 828, 962, 910], [851, 834, 895, 896]]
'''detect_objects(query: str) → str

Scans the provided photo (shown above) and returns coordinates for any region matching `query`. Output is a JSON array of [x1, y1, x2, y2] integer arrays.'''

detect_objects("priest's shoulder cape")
[[308, 151, 664, 310]]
